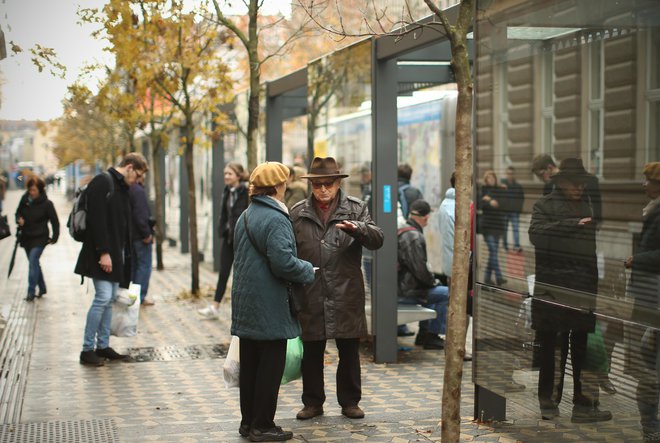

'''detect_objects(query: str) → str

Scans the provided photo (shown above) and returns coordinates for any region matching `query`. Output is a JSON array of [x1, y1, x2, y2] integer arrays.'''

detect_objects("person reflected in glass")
[[500, 166, 525, 252], [624, 162, 660, 443], [231, 162, 316, 441], [16, 175, 59, 301], [529, 158, 611, 423], [479, 170, 507, 285]]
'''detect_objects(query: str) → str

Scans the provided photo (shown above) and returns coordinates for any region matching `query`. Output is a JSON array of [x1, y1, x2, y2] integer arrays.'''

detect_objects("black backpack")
[[67, 172, 114, 242]]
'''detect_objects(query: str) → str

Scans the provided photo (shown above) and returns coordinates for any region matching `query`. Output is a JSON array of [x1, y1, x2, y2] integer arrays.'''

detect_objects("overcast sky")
[[0, 0, 291, 122]]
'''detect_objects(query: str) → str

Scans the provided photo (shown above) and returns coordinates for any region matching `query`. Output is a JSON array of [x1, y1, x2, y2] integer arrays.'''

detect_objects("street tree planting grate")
[[0, 418, 118, 443], [125, 343, 228, 363]]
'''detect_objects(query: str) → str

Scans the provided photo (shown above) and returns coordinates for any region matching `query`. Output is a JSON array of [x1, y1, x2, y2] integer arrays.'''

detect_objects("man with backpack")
[[74, 153, 148, 366], [397, 164, 424, 220], [397, 199, 449, 350]]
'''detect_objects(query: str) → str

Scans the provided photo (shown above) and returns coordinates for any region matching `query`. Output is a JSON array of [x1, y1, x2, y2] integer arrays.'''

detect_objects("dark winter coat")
[[397, 219, 435, 302], [218, 182, 248, 245], [291, 190, 384, 340], [500, 178, 525, 214], [528, 188, 598, 333], [15, 192, 59, 250], [479, 185, 507, 236], [74, 168, 132, 287], [129, 182, 152, 241], [624, 201, 660, 379], [230, 196, 315, 340], [543, 174, 602, 223]]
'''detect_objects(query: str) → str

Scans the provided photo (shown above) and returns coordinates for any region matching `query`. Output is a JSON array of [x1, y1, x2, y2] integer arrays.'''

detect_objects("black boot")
[[80, 350, 104, 366]]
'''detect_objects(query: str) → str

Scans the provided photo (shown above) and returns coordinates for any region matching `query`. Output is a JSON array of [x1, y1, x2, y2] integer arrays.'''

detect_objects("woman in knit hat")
[[624, 162, 660, 443], [230, 161, 316, 442]]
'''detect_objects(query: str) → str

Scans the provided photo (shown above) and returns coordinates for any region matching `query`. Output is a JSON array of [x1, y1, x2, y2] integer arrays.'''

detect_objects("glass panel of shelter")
[[474, 0, 660, 438]]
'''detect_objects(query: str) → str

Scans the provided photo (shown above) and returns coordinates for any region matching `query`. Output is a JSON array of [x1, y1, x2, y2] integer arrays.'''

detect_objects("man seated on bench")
[[397, 199, 449, 350]]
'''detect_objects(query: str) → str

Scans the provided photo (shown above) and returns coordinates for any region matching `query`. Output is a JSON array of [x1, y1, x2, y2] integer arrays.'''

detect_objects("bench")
[[364, 303, 437, 334], [397, 304, 437, 325]]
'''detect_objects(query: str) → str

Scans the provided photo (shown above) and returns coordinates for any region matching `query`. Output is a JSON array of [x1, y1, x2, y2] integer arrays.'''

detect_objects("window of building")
[[588, 39, 604, 176], [648, 29, 660, 162], [541, 50, 554, 155]]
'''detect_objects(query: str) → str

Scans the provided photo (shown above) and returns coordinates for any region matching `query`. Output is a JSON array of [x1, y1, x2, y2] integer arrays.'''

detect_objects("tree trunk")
[[441, 29, 474, 443], [150, 132, 166, 270], [184, 119, 200, 294], [246, 0, 260, 171]]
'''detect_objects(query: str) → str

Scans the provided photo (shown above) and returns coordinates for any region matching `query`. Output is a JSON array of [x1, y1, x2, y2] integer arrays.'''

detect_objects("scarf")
[[642, 196, 660, 219]]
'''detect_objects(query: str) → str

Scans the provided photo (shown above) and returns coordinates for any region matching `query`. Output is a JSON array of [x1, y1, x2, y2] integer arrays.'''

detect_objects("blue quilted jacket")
[[230, 195, 315, 340]]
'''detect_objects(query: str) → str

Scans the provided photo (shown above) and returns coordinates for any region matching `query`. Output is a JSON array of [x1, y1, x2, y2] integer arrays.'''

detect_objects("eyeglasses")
[[311, 181, 336, 189]]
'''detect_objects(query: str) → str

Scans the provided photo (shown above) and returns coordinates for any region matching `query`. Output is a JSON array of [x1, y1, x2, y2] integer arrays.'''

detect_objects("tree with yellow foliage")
[[85, 0, 234, 294]]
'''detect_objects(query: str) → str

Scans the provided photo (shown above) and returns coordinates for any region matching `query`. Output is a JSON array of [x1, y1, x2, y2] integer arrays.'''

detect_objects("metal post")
[[372, 52, 399, 363], [212, 131, 225, 272], [266, 94, 283, 162], [179, 153, 189, 253]]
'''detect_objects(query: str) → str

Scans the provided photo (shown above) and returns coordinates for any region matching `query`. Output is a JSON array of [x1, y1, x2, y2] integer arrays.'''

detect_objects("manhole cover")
[[125, 343, 229, 363], [0, 418, 118, 443]]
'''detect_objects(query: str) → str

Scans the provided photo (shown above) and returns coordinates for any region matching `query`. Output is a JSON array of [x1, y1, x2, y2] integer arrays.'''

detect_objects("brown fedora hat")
[[300, 157, 349, 179]]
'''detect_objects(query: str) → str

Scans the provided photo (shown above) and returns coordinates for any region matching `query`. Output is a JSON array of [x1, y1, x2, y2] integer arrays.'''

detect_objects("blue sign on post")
[[383, 185, 392, 213]]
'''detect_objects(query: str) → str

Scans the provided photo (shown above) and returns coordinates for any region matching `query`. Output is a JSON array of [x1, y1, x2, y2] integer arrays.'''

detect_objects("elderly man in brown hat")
[[624, 162, 660, 443], [529, 157, 612, 424], [290, 157, 384, 420]]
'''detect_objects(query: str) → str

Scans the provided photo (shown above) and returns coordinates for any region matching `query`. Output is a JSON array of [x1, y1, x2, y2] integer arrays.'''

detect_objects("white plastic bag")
[[223, 336, 240, 389], [110, 283, 141, 337]]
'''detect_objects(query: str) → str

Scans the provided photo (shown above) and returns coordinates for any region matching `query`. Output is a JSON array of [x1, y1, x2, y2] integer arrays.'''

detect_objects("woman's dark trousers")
[[536, 329, 591, 407], [239, 338, 287, 431]]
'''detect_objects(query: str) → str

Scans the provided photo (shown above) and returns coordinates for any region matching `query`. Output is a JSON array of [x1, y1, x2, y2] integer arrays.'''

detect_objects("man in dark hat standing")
[[529, 157, 612, 423], [291, 157, 384, 421]]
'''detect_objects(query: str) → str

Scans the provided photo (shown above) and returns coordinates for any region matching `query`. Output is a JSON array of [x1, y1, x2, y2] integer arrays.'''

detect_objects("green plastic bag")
[[281, 337, 303, 385], [584, 321, 609, 373]]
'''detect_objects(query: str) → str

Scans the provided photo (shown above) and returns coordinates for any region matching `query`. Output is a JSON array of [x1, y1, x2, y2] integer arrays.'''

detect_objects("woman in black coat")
[[479, 170, 507, 285], [15, 176, 59, 301], [198, 162, 249, 318], [529, 158, 610, 423]]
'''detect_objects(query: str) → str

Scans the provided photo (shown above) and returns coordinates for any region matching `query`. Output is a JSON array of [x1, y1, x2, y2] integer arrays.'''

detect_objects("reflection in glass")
[[475, 1, 660, 439], [307, 39, 372, 199]]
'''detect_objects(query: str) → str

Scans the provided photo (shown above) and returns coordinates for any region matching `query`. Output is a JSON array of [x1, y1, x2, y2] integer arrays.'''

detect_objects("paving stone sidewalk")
[[0, 189, 636, 442]]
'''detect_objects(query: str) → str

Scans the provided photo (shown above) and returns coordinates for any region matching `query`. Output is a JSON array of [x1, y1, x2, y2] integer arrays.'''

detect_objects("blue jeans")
[[131, 240, 153, 302], [82, 279, 118, 352], [25, 246, 46, 296], [504, 212, 521, 249], [399, 285, 449, 335], [484, 234, 503, 283]]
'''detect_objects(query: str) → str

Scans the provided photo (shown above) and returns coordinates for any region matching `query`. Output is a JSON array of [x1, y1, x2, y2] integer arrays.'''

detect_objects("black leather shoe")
[[397, 325, 415, 337], [414, 329, 428, 346], [571, 405, 612, 423], [248, 426, 293, 442], [341, 405, 365, 419], [239, 424, 250, 437], [96, 347, 129, 361], [80, 350, 104, 366], [25, 294, 35, 302], [296, 405, 323, 420]]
